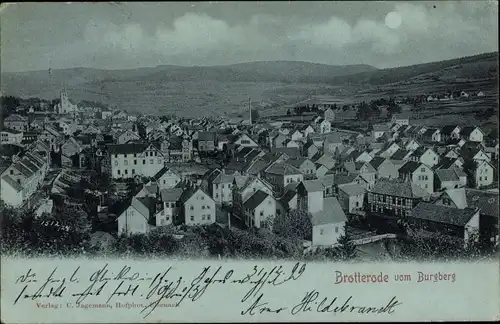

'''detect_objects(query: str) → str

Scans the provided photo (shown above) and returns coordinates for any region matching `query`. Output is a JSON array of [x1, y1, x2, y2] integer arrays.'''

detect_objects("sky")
[[1, 1, 498, 72]]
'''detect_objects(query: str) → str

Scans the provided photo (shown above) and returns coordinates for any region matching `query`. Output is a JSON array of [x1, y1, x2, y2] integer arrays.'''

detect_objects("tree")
[[273, 209, 312, 241], [286, 109, 291, 116], [463, 158, 478, 188], [335, 223, 357, 260]]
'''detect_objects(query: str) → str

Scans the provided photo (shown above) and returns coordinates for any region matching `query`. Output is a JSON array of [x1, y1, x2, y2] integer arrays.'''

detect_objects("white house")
[[117, 130, 141, 144], [475, 160, 495, 189], [184, 188, 216, 225], [239, 176, 275, 203], [319, 119, 331, 134], [311, 197, 347, 247], [337, 183, 366, 213], [460, 126, 484, 143], [117, 197, 155, 235], [108, 143, 165, 179], [243, 190, 277, 228], [153, 167, 182, 190], [0, 129, 23, 145], [235, 133, 259, 148], [399, 161, 434, 194], [156, 188, 184, 226], [391, 113, 410, 126]]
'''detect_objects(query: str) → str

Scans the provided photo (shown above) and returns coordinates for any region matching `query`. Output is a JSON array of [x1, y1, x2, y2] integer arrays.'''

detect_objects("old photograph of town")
[[1, 1, 498, 262]]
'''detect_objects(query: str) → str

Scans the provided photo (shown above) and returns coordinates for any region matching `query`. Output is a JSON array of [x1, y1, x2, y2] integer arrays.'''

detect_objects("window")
[[143, 160, 146, 165], [202, 215, 205, 220], [215, 184, 219, 189], [479, 177, 482, 181], [124, 154, 127, 158], [207, 215, 211, 220], [17, 179, 21, 184], [163, 180, 166, 184], [134, 160, 137, 165], [335, 226, 339, 233], [150, 159, 154, 164], [202, 206, 205, 210], [201, 196, 204, 200], [320, 229, 324, 235], [356, 201, 360, 207], [115, 154, 118, 158], [132, 169, 135, 175], [190, 216, 194, 221], [125, 169, 128, 175], [424, 184, 428, 188], [253, 188, 256, 192], [134, 153, 137, 157], [215, 193, 219, 198], [222, 184, 225, 189], [155, 151, 158, 156], [9, 170, 13, 175], [190, 206, 194, 210], [260, 211, 264, 217], [166, 217, 169, 221], [485, 176, 488, 181], [420, 168, 425, 172], [158, 159, 161, 164], [124, 160, 128, 165]]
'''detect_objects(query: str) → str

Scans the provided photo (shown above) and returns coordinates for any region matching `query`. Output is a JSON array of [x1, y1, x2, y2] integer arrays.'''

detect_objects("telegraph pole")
[[248, 97, 252, 125]]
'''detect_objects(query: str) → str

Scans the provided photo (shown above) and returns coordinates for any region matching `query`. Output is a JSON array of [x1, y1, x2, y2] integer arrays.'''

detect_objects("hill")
[[327, 52, 498, 86]]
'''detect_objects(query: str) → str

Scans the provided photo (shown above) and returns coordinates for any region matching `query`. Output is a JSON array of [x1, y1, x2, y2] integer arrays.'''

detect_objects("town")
[[0, 87, 498, 261]]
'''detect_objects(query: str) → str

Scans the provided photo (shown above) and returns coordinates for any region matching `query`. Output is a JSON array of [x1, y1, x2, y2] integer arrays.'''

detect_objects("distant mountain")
[[0, 61, 377, 94], [326, 52, 498, 85]]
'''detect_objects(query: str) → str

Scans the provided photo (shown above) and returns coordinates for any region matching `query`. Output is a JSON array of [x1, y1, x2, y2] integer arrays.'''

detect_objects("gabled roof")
[[243, 190, 270, 211], [465, 189, 499, 218], [286, 158, 311, 169], [301, 179, 325, 193], [107, 143, 149, 155], [1, 175, 23, 192], [410, 202, 478, 226], [440, 125, 459, 135], [369, 156, 387, 169], [338, 183, 366, 196], [371, 178, 428, 198], [334, 174, 357, 185], [461, 126, 483, 137], [311, 197, 346, 225], [198, 131, 217, 142], [265, 162, 302, 176], [435, 169, 461, 182], [399, 161, 425, 174], [160, 188, 184, 202]]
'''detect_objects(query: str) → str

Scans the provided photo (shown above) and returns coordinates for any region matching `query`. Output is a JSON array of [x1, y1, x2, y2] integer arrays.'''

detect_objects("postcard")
[[1, 1, 499, 323]]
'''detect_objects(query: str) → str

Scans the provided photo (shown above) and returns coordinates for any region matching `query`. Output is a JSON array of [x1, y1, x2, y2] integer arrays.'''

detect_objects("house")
[[391, 113, 410, 126], [183, 187, 216, 225], [287, 158, 317, 179], [368, 179, 429, 217], [399, 161, 434, 194], [435, 168, 467, 191], [0, 151, 49, 207], [372, 124, 390, 140], [243, 190, 277, 228], [311, 197, 347, 247], [476, 91, 485, 97], [297, 180, 326, 214], [379, 143, 401, 159], [264, 163, 304, 194], [4, 114, 28, 132], [440, 125, 461, 142], [459, 146, 491, 163], [434, 188, 499, 245], [369, 157, 399, 180], [117, 197, 156, 235], [408, 147, 440, 167], [197, 132, 217, 152], [271, 133, 288, 148], [235, 133, 259, 148], [108, 143, 164, 179], [337, 183, 366, 213], [153, 167, 182, 190], [61, 137, 83, 168], [212, 172, 243, 205], [0, 129, 23, 145], [421, 128, 440, 143], [408, 202, 479, 247], [460, 126, 484, 143], [156, 188, 184, 226], [435, 157, 464, 170], [405, 139, 421, 151], [303, 141, 320, 160], [319, 119, 331, 134], [117, 129, 140, 144], [475, 160, 495, 189], [324, 108, 335, 122]]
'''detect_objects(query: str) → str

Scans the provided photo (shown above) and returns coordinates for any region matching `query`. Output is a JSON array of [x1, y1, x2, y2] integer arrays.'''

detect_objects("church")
[[56, 87, 79, 115]]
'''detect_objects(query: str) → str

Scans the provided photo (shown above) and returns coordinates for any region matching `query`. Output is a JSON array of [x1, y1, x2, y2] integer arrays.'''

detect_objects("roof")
[[311, 197, 346, 225], [369, 156, 386, 169], [1, 175, 23, 192], [5, 114, 27, 122], [440, 125, 458, 135], [243, 190, 270, 211], [461, 126, 482, 137], [286, 158, 311, 169], [338, 183, 366, 196], [334, 174, 357, 185], [107, 143, 148, 155], [423, 128, 437, 137], [129, 196, 156, 220], [410, 202, 478, 227], [435, 169, 462, 182], [465, 189, 499, 218], [198, 131, 217, 142], [373, 124, 390, 132], [371, 179, 428, 198], [270, 147, 301, 158], [265, 162, 302, 176], [160, 188, 184, 202], [392, 112, 411, 120], [301, 179, 325, 193], [399, 161, 424, 174]]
